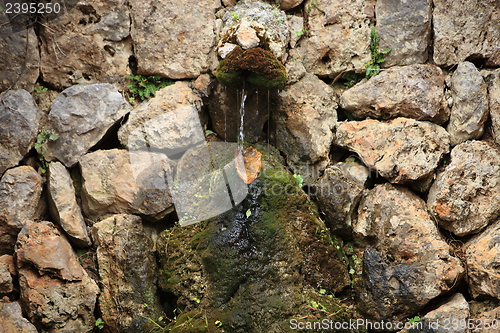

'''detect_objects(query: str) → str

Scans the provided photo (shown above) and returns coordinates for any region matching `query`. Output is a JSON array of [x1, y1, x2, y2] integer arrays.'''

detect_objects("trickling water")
[[238, 88, 248, 150]]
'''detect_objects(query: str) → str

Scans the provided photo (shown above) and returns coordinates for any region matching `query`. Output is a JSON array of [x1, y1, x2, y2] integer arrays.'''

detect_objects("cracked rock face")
[[340, 64, 450, 124], [428, 141, 500, 236], [466, 219, 500, 300], [354, 184, 464, 322], [335, 118, 450, 184], [446, 62, 489, 146]]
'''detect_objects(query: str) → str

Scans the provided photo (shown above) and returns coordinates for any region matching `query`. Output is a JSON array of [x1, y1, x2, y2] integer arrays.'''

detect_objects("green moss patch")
[[215, 46, 287, 89]]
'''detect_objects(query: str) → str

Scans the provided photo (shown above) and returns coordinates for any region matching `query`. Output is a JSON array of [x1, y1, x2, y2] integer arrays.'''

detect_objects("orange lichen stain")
[[235, 146, 262, 184]]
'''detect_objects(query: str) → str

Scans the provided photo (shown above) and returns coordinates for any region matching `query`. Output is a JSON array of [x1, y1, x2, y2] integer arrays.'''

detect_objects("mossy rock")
[[215, 46, 287, 89], [157, 144, 356, 333]]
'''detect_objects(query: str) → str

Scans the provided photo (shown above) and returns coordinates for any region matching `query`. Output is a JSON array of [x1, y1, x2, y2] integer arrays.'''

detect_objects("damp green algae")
[[215, 46, 287, 89], [157, 144, 355, 333]]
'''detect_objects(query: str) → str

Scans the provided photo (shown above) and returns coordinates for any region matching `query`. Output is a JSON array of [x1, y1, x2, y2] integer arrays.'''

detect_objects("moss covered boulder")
[[215, 46, 287, 89], [157, 144, 363, 333]]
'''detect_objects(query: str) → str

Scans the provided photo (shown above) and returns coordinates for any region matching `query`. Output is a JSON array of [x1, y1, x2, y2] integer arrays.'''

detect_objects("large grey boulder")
[[340, 64, 449, 123], [433, 0, 500, 67], [39, 0, 132, 89], [0, 90, 40, 176], [0, 21, 39, 91], [273, 73, 337, 184], [118, 81, 204, 154], [0, 166, 43, 255], [428, 141, 500, 236], [0, 302, 38, 333], [295, 0, 372, 77], [45, 83, 132, 167], [48, 162, 91, 247], [92, 214, 163, 332], [375, 0, 431, 66], [130, 0, 219, 78], [466, 219, 500, 300], [312, 158, 369, 235], [336, 118, 450, 183], [447, 62, 489, 146], [354, 184, 464, 322], [79, 149, 174, 220]]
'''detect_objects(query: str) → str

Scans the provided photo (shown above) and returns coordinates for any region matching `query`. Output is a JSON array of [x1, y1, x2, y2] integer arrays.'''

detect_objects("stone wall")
[[0, 0, 499, 331]]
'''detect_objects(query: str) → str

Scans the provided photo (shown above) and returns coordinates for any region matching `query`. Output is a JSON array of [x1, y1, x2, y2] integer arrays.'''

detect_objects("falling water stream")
[[238, 87, 248, 150]]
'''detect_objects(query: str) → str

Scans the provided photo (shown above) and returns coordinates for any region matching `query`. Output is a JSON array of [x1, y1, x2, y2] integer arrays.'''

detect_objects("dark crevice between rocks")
[[465, 54, 489, 69], [88, 113, 129, 152]]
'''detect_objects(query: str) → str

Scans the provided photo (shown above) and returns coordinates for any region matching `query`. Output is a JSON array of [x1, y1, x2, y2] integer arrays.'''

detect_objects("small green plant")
[[95, 318, 105, 330], [363, 27, 391, 78], [215, 320, 223, 327], [408, 315, 421, 324], [307, 0, 318, 13], [34, 83, 48, 98], [296, 28, 307, 37], [128, 96, 135, 104], [34, 127, 60, 174], [205, 129, 217, 137], [293, 174, 304, 187], [126, 74, 174, 100], [230, 11, 240, 20]]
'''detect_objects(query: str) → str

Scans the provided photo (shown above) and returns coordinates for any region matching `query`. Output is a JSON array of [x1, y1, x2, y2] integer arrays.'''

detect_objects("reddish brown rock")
[[428, 141, 500, 236], [466, 219, 500, 300], [15, 221, 84, 282], [336, 118, 450, 184], [0, 255, 14, 295]]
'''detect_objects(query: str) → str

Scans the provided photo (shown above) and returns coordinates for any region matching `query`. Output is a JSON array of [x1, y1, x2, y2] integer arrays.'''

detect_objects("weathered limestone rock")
[[288, 15, 304, 49], [236, 20, 260, 50], [273, 73, 337, 184], [130, 0, 218, 78], [466, 219, 500, 300], [336, 118, 450, 183], [433, 0, 500, 67], [92, 214, 162, 332], [118, 82, 204, 153], [0, 255, 14, 295], [428, 141, 500, 236], [15, 221, 84, 282], [45, 84, 131, 167], [447, 62, 489, 146], [0, 90, 40, 176], [80, 149, 174, 220], [483, 69, 500, 146], [0, 166, 43, 255], [158, 144, 353, 332], [0, 21, 39, 91], [312, 158, 369, 236], [0, 302, 38, 333], [39, 0, 132, 89], [340, 64, 449, 123], [218, 1, 289, 61], [375, 0, 431, 66], [48, 162, 91, 247], [354, 184, 464, 322], [18, 267, 98, 332], [398, 293, 469, 333], [296, 0, 373, 77]]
